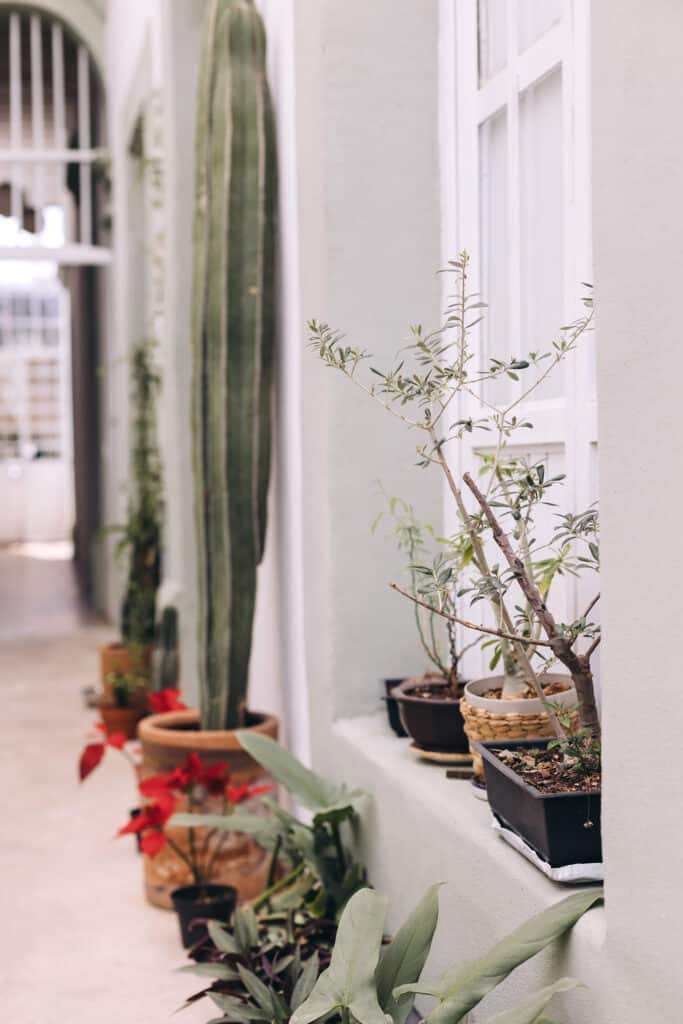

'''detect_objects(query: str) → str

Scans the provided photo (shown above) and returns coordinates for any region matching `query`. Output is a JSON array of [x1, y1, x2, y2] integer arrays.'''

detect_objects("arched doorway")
[[0, 7, 108, 603]]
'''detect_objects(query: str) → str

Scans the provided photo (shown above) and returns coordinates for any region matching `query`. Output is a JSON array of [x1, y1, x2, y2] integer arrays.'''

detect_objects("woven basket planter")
[[462, 675, 579, 780]]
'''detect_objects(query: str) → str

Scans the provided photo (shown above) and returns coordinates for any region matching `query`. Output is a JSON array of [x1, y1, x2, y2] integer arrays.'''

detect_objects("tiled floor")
[[1, 552, 207, 1024]]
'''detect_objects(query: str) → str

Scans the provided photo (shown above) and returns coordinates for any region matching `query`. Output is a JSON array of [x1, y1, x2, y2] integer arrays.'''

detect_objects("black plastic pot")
[[394, 677, 468, 753], [476, 739, 602, 867], [382, 678, 408, 737], [171, 884, 237, 948]]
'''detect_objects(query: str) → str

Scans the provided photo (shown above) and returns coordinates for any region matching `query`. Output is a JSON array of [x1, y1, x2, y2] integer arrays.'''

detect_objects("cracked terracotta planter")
[[138, 709, 279, 909]]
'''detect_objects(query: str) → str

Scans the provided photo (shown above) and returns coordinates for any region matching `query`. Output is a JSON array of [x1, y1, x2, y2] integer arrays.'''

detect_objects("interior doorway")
[[0, 8, 109, 605]]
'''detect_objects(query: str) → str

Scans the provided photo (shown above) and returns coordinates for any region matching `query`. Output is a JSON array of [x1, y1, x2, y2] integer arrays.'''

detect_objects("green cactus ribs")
[[191, 0, 277, 731]]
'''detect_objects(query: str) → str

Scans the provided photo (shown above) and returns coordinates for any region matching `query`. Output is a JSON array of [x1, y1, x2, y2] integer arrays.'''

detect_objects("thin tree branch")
[[580, 593, 600, 621], [389, 582, 554, 647], [585, 634, 601, 659]]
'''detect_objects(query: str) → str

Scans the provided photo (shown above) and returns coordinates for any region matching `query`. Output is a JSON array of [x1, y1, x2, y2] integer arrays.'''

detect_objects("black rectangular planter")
[[475, 739, 602, 868]]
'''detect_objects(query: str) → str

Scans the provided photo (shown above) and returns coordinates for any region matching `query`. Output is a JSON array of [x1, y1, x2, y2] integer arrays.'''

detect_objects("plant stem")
[[252, 862, 305, 911]]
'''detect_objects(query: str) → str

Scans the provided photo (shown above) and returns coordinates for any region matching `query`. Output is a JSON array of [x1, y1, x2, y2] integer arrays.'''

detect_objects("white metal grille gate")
[[0, 8, 109, 544]]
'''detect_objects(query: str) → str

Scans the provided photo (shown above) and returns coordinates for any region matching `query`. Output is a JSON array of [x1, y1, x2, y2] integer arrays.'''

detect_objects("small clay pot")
[[171, 883, 237, 948], [100, 642, 152, 702], [99, 703, 147, 740], [394, 676, 468, 753], [382, 678, 408, 737]]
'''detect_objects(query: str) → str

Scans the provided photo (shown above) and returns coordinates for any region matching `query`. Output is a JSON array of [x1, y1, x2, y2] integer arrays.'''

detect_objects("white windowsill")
[[322, 711, 606, 1016]]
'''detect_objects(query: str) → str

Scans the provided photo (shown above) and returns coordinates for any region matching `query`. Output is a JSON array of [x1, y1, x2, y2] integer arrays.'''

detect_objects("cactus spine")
[[191, 0, 277, 730]]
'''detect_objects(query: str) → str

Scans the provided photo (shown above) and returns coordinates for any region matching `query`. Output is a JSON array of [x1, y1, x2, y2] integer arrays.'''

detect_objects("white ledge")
[[317, 712, 607, 1022]]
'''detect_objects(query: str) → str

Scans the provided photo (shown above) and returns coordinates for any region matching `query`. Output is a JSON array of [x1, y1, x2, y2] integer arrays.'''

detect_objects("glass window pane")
[[479, 109, 511, 403], [519, 67, 564, 398], [478, 0, 507, 84], [518, 0, 562, 53]]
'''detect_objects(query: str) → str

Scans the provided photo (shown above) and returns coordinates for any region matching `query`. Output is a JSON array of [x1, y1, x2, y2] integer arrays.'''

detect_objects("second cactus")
[[191, 0, 277, 730]]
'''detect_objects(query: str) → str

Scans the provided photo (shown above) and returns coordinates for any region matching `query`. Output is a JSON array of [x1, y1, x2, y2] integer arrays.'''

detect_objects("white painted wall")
[[593, 1, 683, 1020]]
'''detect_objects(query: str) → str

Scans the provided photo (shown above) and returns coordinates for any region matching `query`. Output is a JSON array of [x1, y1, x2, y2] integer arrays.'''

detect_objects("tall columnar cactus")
[[191, 0, 277, 730]]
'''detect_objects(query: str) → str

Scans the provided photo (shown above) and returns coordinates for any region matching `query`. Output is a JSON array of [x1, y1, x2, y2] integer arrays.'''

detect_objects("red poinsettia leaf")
[[106, 732, 127, 750], [148, 688, 188, 713], [79, 742, 105, 781], [226, 781, 274, 804], [139, 772, 176, 797], [140, 830, 167, 857], [117, 810, 151, 836], [182, 751, 204, 782], [94, 722, 106, 733]]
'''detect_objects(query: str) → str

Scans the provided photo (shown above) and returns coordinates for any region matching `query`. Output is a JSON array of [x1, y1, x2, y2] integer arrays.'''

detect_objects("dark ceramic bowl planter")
[[394, 676, 468, 753], [382, 678, 408, 737], [475, 739, 602, 867], [171, 883, 237, 948]]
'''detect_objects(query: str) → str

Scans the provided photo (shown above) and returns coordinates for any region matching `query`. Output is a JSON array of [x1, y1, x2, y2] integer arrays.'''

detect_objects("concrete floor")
[[1, 552, 207, 1023]]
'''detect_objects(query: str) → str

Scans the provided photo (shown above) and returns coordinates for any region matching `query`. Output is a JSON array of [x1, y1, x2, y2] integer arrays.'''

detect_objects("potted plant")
[[116, 751, 271, 946], [174, 734, 368, 1005], [375, 495, 478, 755], [137, 0, 279, 907], [309, 255, 595, 759], [100, 337, 162, 732]]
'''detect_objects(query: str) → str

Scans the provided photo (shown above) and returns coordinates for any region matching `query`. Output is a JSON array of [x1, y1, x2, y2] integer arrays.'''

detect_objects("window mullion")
[[507, 0, 522, 399]]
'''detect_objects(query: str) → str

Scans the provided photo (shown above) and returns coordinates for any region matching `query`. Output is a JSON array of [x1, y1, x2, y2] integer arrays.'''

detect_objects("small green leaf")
[[207, 919, 239, 954]]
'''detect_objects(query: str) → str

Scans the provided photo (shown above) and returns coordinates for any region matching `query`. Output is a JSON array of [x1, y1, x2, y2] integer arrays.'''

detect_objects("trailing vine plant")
[[309, 253, 601, 749]]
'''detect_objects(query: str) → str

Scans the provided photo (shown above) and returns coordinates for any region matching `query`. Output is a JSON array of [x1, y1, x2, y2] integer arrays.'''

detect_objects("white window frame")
[[439, 0, 597, 674]]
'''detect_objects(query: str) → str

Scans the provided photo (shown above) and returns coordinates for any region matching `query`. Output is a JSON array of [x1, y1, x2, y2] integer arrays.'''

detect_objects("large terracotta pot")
[[137, 709, 279, 909]]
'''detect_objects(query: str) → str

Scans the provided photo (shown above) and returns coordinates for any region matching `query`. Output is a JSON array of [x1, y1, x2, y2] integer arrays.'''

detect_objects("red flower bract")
[[148, 689, 188, 714], [79, 742, 105, 781], [140, 830, 167, 857], [226, 782, 273, 804]]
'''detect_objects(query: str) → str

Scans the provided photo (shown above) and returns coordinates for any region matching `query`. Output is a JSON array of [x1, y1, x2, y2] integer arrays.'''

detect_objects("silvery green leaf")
[[207, 920, 239, 954], [377, 883, 442, 1024], [291, 953, 320, 1011], [177, 962, 240, 981], [291, 888, 390, 1024], [482, 978, 582, 1023], [235, 732, 367, 814], [396, 888, 602, 1024]]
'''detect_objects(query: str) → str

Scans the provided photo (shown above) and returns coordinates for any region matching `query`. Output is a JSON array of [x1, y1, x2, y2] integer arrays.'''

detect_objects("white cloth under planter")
[[491, 815, 604, 884]]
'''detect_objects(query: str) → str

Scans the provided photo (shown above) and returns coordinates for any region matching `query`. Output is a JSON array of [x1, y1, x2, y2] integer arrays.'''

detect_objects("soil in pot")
[[382, 678, 408, 738], [138, 708, 279, 909], [171, 883, 237, 948], [476, 739, 602, 867], [496, 745, 601, 795], [394, 675, 468, 753], [462, 674, 579, 781]]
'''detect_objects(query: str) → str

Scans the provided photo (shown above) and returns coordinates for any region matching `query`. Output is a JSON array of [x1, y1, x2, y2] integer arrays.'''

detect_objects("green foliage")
[[108, 338, 162, 655], [375, 883, 442, 1024], [395, 888, 603, 1024], [191, 0, 278, 730], [482, 978, 582, 1024], [309, 254, 601, 731], [151, 605, 179, 691]]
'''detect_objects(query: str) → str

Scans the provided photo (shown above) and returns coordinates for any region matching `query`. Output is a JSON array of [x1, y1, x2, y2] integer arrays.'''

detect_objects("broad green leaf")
[[483, 979, 582, 1023], [376, 883, 442, 1024], [236, 732, 367, 814], [291, 953, 320, 1011], [207, 919, 239, 954], [169, 810, 279, 847], [177, 962, 240, 981], [291, 888, 390, 1024], [396, 888, 602, 1024]]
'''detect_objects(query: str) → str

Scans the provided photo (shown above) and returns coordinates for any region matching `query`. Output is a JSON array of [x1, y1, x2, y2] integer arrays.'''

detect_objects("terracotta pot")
[[99, 703, 148, 740], [394, 675, 468, 753], [138, 708, 279, 909], [100, 642, 152, 701]]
